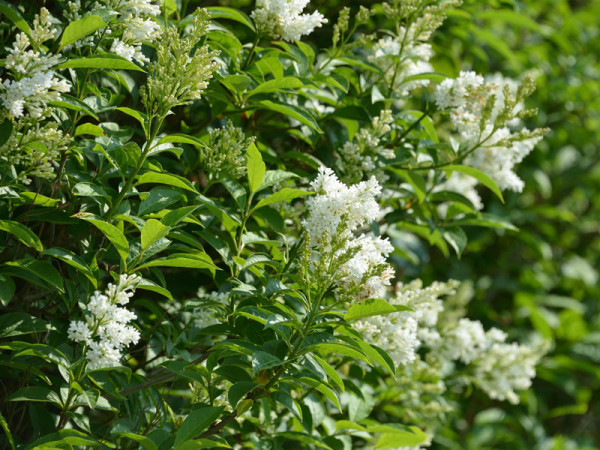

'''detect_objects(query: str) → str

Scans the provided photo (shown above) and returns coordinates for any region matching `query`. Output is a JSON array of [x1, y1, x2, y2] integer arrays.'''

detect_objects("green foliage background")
[[0, 0, 598, 448]]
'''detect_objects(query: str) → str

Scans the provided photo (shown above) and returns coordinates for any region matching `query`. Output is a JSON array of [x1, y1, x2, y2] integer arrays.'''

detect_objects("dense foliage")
[[0, 0, 597, 449]]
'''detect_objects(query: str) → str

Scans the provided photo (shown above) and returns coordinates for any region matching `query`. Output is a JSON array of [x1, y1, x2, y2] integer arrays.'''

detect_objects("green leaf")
[[135, 253, 217, 275], [313, 355, 344, 392], [247, 77, 304, 97], [137, 171, 199, 194], [43, 248, 97, 287], [72, 182, 109, 198], [4, 260, 64, 293], [6, 387, 62, 406], [139, 188, 182, 216], [74, 123, 105, 137], [156, 133, 207, 148], [49, 94, 99, 120], [78, 216, 129, 263], [259, 170, 298, 191], [136, 278, 173, 301], [118, 432, 158, 450], [255, 100, 323, 133], [0, 1, 32, 37], [443, 165, 504, 202], [246, 142, 266, 194], [141, 219, 171, 250], [173, 406, 225, 448], [398, 170, 427, 203], [0, 119, 13, 147], [205, 6, 255, 30], [442, 226, 467, 257], [228, 381, 256, 408], [451, 212, 518, 231], [0, 410, 15, 450], [345, 298, 412, 321], [0, 274, 15, 306], [299, 377, 341, 412], [272, 391, 302, 420], [0, 220, 43, 251], [58, 54, 145, 72], [18, 192, 59, 207], [60, 15, 106, 49], [161, 206, 199, 227], [252, 350, 283, 373], [373, 425, 428, 448], [254, 188, 313, 210], [0, 313, 53, 338], [116, 107, 148, 133], [22, 429, 98, 449]]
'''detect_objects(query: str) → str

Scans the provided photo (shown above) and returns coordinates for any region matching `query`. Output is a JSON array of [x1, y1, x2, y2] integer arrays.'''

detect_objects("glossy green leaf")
[[137, 172, 199, 194], [247, 77, 304, 97], [255, 100, 323, 133], [58, 54, 145, 72], [251, 350, 283, 373], [0, 220, 43, 251], [0, 313, 53, 338], [443, 165, 504, 202], [78, 216, 129, 263], [173, 406, 224, 448], [205, 6, 255, 30], [0, 1, 31, 37], [254, 188, 312, 210], [345, 298, 412, 321], [60, 15, 106, 49], [246, 142, 266, 194], [141, 219, 171, 250]]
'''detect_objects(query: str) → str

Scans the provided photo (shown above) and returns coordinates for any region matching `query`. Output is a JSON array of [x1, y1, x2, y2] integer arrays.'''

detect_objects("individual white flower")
[[251, 0, 327, 42]]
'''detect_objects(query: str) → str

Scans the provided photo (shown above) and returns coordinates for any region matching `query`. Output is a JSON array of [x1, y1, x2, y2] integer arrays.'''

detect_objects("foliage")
[[0, 0, 595, 449]]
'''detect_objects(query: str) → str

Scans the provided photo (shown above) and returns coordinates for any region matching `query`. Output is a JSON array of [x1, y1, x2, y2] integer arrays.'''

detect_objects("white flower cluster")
[[99, 0, 161, 64], [68, 274, 141, 370], [358, 279, 546, 405], [0, 8, 70, 119], [251, 0, 327, 42], [303, 167, 394, 300], [369, 34, 434, 97], [440, 319, 546, 403], [354, 279, 459, 367], [434, 71, 546, 194], [337, 110, 396, 184]]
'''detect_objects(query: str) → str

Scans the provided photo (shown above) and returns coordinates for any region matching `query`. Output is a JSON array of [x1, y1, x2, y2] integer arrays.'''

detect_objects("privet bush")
[[0, 0, 552, 448]]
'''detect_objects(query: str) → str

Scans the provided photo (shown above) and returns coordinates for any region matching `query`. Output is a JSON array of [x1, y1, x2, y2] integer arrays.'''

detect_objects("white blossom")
[[369, 35, 434, 96], [69, 274, 142, 370], [434, 71, 546, 194], [251, 0, 327, 42], [303, 167, 393, 301], [473, 340, 546, 404], [67, 321, 92, 343]]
